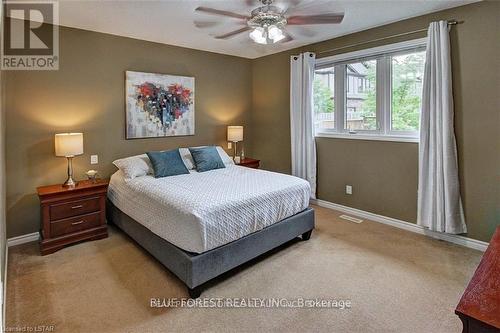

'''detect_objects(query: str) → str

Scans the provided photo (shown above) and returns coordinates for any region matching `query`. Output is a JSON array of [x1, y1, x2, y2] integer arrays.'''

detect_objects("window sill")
[[315, 132, 419, 143]]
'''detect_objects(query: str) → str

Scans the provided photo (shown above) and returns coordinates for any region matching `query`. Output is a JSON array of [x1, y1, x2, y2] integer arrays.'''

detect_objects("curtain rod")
[[318, 20, 463, 55]]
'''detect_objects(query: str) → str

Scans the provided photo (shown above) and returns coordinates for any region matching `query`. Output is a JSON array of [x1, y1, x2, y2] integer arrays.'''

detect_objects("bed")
[[106, 164, 315, 298]]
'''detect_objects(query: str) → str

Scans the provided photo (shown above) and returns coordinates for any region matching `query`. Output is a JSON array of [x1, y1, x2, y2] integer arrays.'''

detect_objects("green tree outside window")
[[313, 79, 334, 114]]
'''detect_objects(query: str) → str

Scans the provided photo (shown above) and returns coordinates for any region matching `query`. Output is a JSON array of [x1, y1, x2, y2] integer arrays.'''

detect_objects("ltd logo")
[[2, 1, 59, 70]]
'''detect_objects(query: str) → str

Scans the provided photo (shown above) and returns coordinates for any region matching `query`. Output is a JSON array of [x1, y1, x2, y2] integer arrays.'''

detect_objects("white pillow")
[[216, 146, 235, 166], [179, 146, 234, 169], [179, 148, 195, 170], [112, 154, 153, 180]]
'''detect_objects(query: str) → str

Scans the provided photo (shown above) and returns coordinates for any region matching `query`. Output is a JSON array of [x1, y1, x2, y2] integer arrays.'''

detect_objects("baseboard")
[[310, 199, 489, 252], [7, 232, 39, 247]]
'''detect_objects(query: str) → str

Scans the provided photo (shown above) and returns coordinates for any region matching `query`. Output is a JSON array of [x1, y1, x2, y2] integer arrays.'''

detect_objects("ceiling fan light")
[[271, 31, 285, 43], [249, 27, 267, 44], [267, 25, 284, 42]]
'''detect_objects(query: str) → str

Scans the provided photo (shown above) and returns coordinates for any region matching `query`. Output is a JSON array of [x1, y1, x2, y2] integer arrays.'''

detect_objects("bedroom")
[[0, 0, 499, 332]]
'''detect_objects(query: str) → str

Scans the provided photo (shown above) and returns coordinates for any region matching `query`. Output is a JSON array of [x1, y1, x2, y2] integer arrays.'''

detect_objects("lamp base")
[[63, 176, 77, 187], [233, 141, 238, 161], [62, 156, 77, 187]]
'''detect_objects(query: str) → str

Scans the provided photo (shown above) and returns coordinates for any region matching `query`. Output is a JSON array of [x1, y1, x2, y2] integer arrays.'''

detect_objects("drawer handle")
[[71, 205, 84, 209], [71, 220, 84, 225]]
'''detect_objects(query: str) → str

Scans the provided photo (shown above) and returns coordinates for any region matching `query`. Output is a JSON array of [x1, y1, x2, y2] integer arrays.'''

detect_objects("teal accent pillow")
[[189, 146, 226, 172], [146, 149, 190, 178]]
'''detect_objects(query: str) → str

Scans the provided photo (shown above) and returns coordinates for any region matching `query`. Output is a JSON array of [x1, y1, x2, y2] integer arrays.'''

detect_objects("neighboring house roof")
[[347, 63, 369, 76]]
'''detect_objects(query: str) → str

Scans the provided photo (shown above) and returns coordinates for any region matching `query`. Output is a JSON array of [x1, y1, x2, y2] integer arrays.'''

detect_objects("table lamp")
[[55, 133, 83, 187], [227, 126, 243, 160]]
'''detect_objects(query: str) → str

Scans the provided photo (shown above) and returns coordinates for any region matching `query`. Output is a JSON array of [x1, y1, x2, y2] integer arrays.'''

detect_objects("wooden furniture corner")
[[237, 157, 260, 169], [455, 226, 500, 333], [37, 179, 109, 255]]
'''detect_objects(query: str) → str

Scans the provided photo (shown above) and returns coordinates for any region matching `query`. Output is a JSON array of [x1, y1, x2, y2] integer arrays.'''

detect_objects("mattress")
[[107, 165, 310, 253]]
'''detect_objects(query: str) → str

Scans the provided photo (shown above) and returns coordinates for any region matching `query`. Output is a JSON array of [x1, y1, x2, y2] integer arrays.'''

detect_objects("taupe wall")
[[316, 139, 419, 224], [4, 1, 499, 243], [5, 26, 253, 238], [251, 1, 500, 242]]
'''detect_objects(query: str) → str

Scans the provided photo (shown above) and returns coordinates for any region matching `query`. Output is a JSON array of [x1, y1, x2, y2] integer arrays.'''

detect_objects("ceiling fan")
[[195, 0, 344, 44]]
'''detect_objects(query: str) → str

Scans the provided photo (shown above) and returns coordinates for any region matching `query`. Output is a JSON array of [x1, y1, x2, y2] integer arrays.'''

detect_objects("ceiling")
[[22, 0, 479, 59]]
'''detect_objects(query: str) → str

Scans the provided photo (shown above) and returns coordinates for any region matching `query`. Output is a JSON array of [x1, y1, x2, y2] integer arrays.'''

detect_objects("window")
[[346, 60, 376, 131], [358, 78, 365, 92], [391, 51, 425, 132], [313, 38, 426, 142], [313, 68, 335, 131]]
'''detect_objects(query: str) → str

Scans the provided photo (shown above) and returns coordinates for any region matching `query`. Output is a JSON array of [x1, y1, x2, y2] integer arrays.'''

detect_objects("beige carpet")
[[6, 205, 482, 333]]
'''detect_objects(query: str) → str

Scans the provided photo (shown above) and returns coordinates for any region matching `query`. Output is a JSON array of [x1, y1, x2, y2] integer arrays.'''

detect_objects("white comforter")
[[108, 165, 310, 253]]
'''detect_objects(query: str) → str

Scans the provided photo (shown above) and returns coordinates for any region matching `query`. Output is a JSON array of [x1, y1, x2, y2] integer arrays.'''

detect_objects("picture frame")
[[125, 71, 195, 139]]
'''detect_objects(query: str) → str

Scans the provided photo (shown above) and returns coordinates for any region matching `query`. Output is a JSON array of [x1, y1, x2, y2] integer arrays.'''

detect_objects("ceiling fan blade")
[[287, 13, 344, 25], [195, 7, 249, 20], [294, 26, 316, 38], [215, 27, 251, 39], [193, 21, 219, 29]]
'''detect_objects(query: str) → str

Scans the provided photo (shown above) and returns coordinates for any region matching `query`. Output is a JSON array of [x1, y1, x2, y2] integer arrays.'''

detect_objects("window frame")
[[314, 38, 426, 143]]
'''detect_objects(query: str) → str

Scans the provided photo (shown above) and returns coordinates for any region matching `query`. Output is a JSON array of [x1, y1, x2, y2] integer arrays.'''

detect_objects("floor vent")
[[339, 214, 364, 224]]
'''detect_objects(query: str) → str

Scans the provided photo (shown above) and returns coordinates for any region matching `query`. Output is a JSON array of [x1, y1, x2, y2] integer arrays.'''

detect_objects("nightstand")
[[37, 179, 109, 255], [237, 158, 260, 169]]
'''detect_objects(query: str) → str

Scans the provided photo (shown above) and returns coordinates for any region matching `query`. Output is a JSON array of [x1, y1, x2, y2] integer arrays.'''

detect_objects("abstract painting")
[[125, 71, 195, 139]]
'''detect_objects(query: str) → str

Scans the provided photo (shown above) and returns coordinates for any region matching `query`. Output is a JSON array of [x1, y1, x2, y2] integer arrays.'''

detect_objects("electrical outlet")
[[227, 142, 232, 149], [346, 185, 353, 195], [90, 155, 98, 165]]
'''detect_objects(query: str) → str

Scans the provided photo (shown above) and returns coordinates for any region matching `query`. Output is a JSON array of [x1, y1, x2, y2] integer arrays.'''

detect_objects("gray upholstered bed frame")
[[106, 200, 315, 298]]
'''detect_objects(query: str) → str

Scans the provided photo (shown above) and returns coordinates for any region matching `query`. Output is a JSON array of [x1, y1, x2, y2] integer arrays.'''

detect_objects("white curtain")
[[417, 21, 466, 234], [290, 52, 317, 199]]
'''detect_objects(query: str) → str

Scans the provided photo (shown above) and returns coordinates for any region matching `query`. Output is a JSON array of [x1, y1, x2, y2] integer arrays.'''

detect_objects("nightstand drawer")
[[50, 197, 100, 220], [50, 211, 101, 237]]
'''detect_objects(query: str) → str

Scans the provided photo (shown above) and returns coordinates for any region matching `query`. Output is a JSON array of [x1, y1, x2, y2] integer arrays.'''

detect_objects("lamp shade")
[[55, 133, 84, 157], [227, 126, 243, 142]]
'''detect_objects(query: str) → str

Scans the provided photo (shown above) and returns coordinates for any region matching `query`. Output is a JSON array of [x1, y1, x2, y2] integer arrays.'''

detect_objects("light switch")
[[346, 185, 353, 195], [90, 155, 98, 165], [227, 142, 232, 149]]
